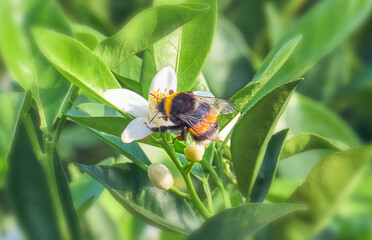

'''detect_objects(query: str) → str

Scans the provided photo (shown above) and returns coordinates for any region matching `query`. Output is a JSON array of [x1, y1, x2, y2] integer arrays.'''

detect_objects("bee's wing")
[[192, 91, 236, 114]]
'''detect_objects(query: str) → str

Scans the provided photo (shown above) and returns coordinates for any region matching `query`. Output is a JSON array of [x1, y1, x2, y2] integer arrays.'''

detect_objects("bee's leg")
[[181, 126, 188, 142], [144, 122, 161, 132]]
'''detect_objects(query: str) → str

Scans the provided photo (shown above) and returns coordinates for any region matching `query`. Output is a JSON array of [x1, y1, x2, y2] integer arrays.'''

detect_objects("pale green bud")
[[147, 163, 174, 190]]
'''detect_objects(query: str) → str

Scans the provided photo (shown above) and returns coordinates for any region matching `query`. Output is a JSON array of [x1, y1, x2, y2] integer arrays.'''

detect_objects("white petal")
[[192, 91, 215, 98], [121, 117, 153, 143], [149, 67, 177, 98], [103, 89, 149, 118]]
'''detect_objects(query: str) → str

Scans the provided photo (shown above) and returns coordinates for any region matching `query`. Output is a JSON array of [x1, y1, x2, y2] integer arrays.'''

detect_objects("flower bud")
[[184, 141, 205, 162], [147, 163, 174, 190]]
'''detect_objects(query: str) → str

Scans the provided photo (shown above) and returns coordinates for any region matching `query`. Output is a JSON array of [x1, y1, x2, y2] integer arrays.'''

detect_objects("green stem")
[[53, 86, 79, 148], [160, 134, 210, 219], [200, 160, 231, 209], [202, 180, 214, 214], [214, 148, 226, 185], [41, 135, 70, 240], [170, 186, 190, 199]]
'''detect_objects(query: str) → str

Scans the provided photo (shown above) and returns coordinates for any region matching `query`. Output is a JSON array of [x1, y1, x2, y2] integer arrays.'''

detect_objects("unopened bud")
[[147, 163, 174, 190], [184, 141, 205, 162]]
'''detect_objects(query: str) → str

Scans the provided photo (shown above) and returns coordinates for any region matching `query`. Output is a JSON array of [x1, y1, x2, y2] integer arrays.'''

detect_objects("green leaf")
[[78, 163, 201, 235], [276, 93, 360, 147], [191, 73, 211, 92], [70, 158, 113, 217], [7, 124, 60, 239], [272, 146, 372, 240], [219, 35, 301, 130], [112, 56, 143, 93], [71, 23, 107, 50], [0, 92, 27, 185], [0, 0, 73, 131], [54, 153, 83, 239], [86, 128, 151, 169], [140, 0, 217, 96], [279, 133, 343, 160], [188, 203, 306, 240], [94, 3, 208, 69], [66, 103, 130, 137], [247, 0, 372, 114], [251, 129, 289, 202], [33, 28, 121, 103], [231, 80, 300, 198]]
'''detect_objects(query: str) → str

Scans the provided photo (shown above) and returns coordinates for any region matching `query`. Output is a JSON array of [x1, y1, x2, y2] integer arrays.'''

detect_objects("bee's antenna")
[[149, 92, 159, 103], [148, 112, 159, 124]]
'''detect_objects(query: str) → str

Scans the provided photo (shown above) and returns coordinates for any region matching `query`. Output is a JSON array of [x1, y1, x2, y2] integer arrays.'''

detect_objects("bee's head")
[[157, 98, 166, 115]]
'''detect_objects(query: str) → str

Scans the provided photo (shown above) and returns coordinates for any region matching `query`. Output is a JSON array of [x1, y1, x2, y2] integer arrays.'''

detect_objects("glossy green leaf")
[[94, 4, 208, 69], [191, 73, 211, 92], [219, 35, 301, 130], [0, 92, 27, 185], [279, 133, 343, 160], [86, 128, 151, 168], [78, 163, 201, 235], [33, 28, 121, 102], [66, 103, 130, 137], [231, 80, 300, 198], [113, 56, 142, 93], [273, 146, 372, 240], [246, 0, 372, 114], [276, 93, 360, 147], [188, 203, 306, 240], [0, 0, 73, 131], [140, 0, 216, 96], [71, 23, 106, 50], [251, 129, 289, 202]]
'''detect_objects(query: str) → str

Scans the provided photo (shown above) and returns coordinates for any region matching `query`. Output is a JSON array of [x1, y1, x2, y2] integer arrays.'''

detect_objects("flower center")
[[148, 88, 169, 125]]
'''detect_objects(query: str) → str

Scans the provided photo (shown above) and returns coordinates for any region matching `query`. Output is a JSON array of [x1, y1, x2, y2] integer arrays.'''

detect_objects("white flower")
[[103, 67, 177, 143]]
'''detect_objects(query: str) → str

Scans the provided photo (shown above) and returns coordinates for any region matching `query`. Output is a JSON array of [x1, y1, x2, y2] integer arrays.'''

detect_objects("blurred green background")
[[1, 0, 372, 239]]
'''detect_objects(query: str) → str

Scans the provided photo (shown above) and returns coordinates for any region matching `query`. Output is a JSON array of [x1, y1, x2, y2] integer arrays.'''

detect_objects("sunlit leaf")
[[0, 0, 73, 131], [71, 23, 107, 50], [33, 28, 121, 104], [94, 3, 208, 69], [140, 0, 217, 96], [231, 80, 300, 198]]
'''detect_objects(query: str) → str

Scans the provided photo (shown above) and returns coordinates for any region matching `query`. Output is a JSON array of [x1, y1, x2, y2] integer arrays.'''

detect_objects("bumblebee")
[[146, 90, 236, 144]]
